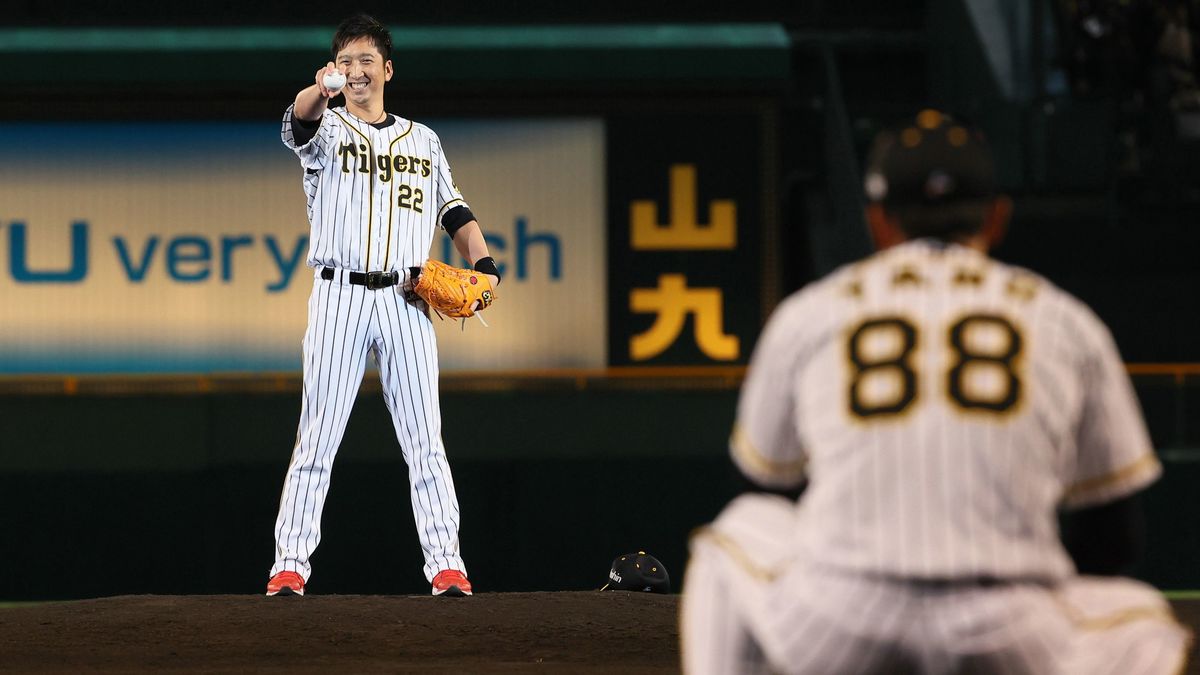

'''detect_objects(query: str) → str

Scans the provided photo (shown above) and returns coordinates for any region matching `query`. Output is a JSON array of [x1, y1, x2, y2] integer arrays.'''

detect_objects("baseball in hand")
[[323, 71, 347, 92]]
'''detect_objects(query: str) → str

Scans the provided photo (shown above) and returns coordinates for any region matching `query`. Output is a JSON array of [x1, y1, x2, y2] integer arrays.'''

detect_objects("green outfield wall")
[[1, 383, 1197, 599]]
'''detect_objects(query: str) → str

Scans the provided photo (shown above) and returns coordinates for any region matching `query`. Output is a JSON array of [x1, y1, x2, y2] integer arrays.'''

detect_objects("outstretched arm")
[[295, 62, 343, 121]]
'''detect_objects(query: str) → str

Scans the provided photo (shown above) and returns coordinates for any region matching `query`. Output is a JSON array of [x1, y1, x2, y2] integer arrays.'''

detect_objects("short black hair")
[[332, 13, 392, 60], [863, 109, 998, 239]]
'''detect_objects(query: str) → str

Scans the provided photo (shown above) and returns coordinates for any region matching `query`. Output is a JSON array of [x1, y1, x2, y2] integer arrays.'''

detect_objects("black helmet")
[[599, 551, 671, 594], [863, 109, 999, 237]]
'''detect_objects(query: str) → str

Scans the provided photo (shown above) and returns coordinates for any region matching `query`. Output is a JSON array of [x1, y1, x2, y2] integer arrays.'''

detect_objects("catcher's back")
[[746, 238, 1157, 582]]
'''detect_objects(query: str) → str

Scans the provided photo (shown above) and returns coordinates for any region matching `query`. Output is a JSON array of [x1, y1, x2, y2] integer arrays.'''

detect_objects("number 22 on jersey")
[[846, 313, 1023, 419]]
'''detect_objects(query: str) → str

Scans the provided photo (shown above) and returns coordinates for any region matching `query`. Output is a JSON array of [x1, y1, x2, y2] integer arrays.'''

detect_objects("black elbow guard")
[[1060, 493, 1145, 576], [290, 115, 320, 145], [442, 205, 476, 239], [732, 464, 806, 502]]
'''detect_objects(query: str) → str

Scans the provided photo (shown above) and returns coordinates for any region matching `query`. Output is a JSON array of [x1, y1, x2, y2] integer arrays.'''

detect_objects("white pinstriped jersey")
[[731, 238, 1161, 581], [281, 104, 467, 273]]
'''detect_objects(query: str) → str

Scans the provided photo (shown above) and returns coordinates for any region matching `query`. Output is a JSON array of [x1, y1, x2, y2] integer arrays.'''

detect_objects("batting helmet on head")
[[863, 109, 1000, 238]]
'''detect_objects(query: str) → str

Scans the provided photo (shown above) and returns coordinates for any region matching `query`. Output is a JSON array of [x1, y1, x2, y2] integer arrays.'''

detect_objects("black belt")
[[908, 576, 1010, 590], [321, 267, 400, 290]]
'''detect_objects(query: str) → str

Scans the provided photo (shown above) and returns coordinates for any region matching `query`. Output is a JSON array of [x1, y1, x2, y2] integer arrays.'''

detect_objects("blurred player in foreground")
[[680, 110, 1191, 674]]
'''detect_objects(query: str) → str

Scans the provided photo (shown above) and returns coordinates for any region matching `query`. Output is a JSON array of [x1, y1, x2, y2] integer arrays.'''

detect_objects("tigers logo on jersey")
[[336, 143, 431, 181]]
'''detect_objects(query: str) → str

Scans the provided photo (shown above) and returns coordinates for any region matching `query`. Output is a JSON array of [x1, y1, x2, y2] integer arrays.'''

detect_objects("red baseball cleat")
[[266, 571, 305, 596], [431, 570, 472, 597]]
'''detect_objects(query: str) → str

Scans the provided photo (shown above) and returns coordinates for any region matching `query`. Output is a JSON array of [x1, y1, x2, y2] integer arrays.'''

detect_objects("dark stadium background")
[[1, 0, 1197, 600]]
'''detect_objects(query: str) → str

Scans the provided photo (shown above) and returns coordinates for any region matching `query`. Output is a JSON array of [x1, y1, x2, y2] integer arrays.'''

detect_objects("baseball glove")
[[411, 259, 495, 319]]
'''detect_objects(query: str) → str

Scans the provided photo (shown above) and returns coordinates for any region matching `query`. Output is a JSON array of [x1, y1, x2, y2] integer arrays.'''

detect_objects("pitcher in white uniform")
[[680, 110, 1190, 674], [265, 13, 500, 599]]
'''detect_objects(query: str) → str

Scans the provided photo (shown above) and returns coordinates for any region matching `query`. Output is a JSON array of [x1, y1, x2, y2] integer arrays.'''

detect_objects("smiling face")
[[334, 37, 393, 110]]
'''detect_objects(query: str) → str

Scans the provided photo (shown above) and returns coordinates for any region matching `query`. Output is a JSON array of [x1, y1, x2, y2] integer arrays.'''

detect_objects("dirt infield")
[[0, 592, 678, 673], [1, 593, 1196, 673]]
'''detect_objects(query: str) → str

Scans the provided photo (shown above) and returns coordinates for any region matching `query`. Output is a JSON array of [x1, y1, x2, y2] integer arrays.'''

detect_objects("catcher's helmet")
[[863, 109, 999, 237], [599, 551, 671, 594]]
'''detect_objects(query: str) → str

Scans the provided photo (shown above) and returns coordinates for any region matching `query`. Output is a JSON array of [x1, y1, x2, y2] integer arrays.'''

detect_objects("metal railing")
[[0, 363, 1194, 395]]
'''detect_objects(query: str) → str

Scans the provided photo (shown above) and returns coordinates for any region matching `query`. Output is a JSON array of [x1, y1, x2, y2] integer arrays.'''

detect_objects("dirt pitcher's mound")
[[5, 593, 1197, 673], [0, 592, 680, 673]]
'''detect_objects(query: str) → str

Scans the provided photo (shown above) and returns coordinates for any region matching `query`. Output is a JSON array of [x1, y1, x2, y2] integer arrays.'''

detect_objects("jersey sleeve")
[[1061, 307, 1161, 510], [280, 105, 336, 171], [730, 296, 808, 490], [431, 134, 469, 224]]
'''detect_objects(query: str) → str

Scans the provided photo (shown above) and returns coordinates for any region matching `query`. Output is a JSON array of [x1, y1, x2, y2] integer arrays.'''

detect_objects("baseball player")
[[680, 110, 1191, 673], [265, 13, 500, 598]]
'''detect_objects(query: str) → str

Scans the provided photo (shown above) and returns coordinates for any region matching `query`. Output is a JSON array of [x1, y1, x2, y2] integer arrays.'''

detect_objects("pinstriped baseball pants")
[[271, 270, 465, 584], [681, 494, 1190, 675]]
